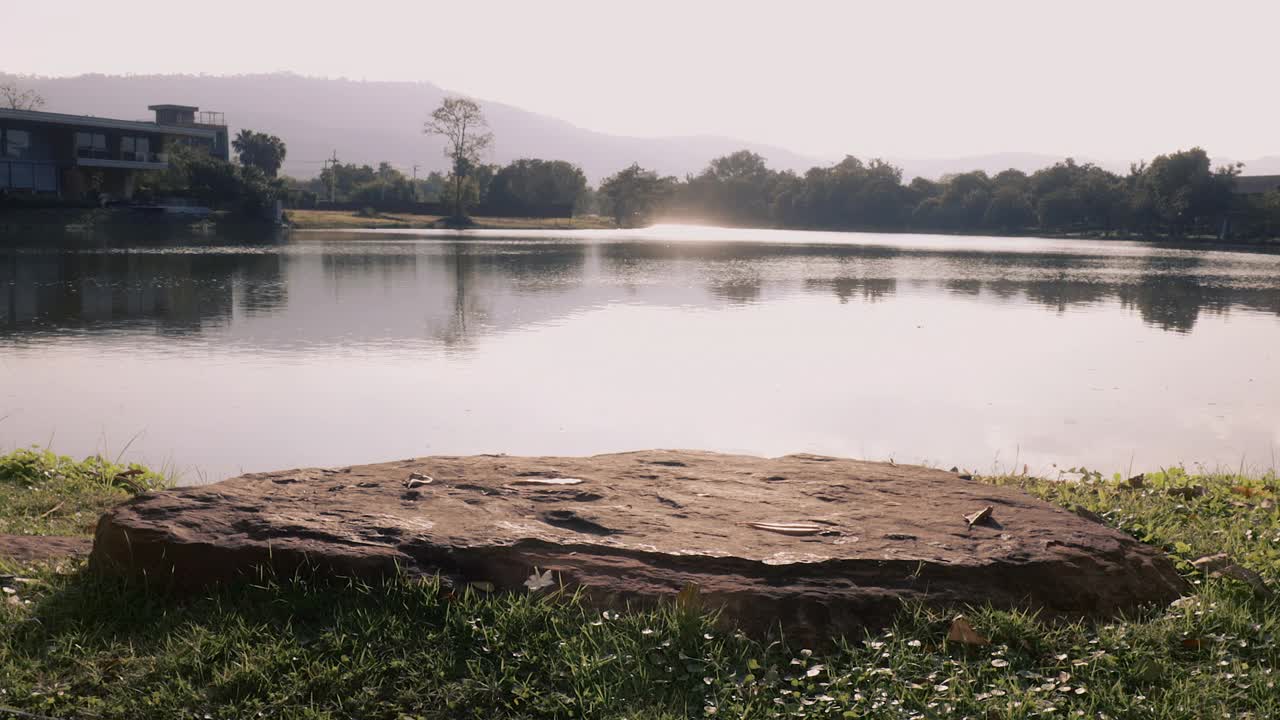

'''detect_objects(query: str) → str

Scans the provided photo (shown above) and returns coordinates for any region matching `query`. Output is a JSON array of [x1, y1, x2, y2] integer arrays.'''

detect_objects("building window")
[[120, 136, 151, 162], [34, 164, 57, 192], [10, 163, 33, 189], [4, 129, 31, 159], [76, 132, 108, 159]]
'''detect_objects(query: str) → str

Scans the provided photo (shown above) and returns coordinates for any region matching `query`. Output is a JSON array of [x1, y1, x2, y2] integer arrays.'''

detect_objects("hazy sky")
[[4, 0, 1277, 161]]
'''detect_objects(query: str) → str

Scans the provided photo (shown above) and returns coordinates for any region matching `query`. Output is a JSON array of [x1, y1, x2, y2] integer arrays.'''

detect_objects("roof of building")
[[1234, 175, 1280, 195], [0, 107, 217, 139], [147, 104, 200, 112]]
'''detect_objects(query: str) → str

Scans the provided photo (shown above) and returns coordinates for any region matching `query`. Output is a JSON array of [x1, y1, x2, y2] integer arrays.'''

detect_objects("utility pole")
[[412, 164, 420, 203], [328, 150, 339, 203]]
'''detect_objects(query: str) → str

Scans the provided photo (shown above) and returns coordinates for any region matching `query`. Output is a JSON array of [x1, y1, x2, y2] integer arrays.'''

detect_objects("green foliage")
[[0, 448, 171, 535], [150, 144, 283, 217], [231, 129, 288, 177], [1, 463, 1279, 718], [649, 148, 1268, 239], [599, 163, 677, 227], [487, 159, 588, 216], [986, 467, 1280, 582]]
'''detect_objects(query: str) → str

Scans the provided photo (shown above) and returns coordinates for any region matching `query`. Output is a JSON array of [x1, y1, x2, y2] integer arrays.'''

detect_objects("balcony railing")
[[195, 111, 225, 126], [145, 111, 225, 127], [76, 148, 168, 164], [120, 151, 166, 163]]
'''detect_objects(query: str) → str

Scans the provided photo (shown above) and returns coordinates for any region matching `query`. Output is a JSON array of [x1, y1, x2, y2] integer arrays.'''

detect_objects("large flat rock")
[[91, 451, 1187, 639]]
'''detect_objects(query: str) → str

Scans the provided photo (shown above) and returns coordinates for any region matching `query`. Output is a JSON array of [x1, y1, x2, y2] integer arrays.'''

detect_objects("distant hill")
[[4, 73, 825, 181], [1233, 156, 1280, 175], [885, 152, 1124, 180]]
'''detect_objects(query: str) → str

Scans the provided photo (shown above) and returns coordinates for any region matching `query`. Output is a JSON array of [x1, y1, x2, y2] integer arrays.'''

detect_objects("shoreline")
[[269, 210, 1280, 246], [4, 206, 1278, 247], [285, 208, 614, 231]]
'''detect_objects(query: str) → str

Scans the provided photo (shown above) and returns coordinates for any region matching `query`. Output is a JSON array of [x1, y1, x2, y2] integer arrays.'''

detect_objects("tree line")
[[150, 90, 1280, 240], [601, 149, 1279, 240], [286, 157, 590, 218], [410, 96, 1276, 240]]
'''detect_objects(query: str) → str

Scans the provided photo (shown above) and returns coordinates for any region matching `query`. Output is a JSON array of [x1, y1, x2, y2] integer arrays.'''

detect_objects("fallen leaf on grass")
[[1181, 637, 1207, 650], [1071, 505, 1105, 524], [1167, 486, 1207, 500], [748, 522, 824, 536], [1192, 553, 1232, 572], [1127, 474, 1146, 489], [947, 615, 990, 646], [1231, 485, 1262, 498], [1217, 565, 1273, 598], [1192, 554, 1273, 598]]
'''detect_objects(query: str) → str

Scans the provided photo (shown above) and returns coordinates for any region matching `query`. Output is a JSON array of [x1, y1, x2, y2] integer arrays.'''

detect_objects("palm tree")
[[232, 130, 287, 177]]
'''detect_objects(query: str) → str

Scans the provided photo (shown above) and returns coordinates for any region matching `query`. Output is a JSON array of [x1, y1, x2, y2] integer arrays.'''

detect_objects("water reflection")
[[3, 235, 1280, 340], [2, 235, 1280, 338], [0, 250, 287, 334], [3, 229, 1280, 481]]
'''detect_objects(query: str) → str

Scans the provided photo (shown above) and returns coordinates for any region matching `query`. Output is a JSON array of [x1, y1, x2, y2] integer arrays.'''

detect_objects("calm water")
[[3, 225, 1279, 483]]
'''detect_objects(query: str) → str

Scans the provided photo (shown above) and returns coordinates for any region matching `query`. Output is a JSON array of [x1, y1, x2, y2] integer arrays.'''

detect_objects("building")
[[0, 104, 229, 200]]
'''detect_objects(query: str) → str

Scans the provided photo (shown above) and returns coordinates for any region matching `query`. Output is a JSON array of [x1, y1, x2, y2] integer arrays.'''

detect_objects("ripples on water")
[[2, 226, 1278, 482]]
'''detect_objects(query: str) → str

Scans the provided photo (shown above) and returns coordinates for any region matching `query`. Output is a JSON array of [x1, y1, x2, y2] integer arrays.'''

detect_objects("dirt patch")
[[0, 534, 91, 564]]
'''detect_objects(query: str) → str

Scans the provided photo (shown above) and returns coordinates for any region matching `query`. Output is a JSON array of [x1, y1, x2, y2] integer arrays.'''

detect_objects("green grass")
[[0, 456, 1277, 719], [0, 448, 171, 536]]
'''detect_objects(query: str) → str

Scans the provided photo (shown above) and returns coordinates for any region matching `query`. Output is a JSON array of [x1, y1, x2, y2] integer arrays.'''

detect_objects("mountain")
[[5, 73, 1156, 183], [4, 73, 825, 181], [885, 152, 1123, 180], [1234, 156, 1280, 175]]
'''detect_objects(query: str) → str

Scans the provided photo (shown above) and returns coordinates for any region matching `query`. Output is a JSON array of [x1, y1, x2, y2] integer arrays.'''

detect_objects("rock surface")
[[91, 451, 1187, 639]]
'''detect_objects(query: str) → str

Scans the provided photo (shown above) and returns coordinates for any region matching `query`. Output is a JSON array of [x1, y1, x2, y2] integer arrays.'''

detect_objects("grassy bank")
[[1, 452, 1277, 719], [287, 208, 614, 231], [0, 448, 170, 536]]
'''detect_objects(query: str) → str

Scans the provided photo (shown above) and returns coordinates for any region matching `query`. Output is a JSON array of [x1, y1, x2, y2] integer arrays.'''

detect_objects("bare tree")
[[1, 82, 46, 111], [424, 96, 493, 219]]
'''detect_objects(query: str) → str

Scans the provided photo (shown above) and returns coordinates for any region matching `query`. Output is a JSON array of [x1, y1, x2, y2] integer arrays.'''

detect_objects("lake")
[[2, 225, 1279, 483]]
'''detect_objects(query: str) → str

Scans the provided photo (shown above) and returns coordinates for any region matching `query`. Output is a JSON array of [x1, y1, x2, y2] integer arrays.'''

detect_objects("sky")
[[3, 0, 1278, 162]]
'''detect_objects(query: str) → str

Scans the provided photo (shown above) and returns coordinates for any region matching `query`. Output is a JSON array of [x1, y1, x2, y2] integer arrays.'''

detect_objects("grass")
[[0, 448, 171, 536], [287, 208, 614, 231], [0, 453, 1277, 719]]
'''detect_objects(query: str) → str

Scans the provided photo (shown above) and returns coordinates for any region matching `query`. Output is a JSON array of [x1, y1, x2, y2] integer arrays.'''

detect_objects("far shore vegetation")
[[3, 81, 1280, 242], [1, 447, 1277, 718]]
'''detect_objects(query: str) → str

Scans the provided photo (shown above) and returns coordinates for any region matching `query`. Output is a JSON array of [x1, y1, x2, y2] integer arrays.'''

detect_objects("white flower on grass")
[[523, 568, 555, 592]]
